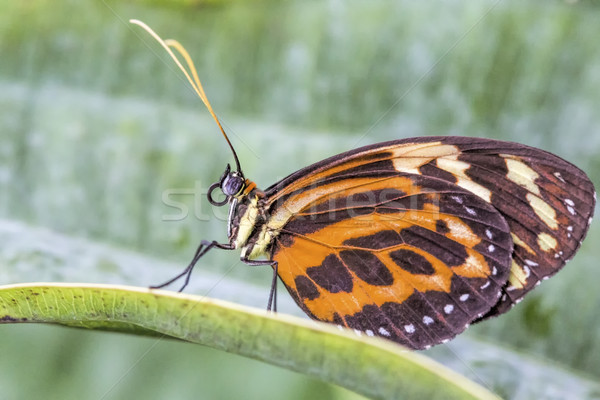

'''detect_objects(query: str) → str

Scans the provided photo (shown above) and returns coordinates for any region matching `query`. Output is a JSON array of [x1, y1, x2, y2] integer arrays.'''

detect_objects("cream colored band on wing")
[[435, 158, 493, 203], [268, 141, 448, 203], [390, 142, 458, 174], [503, 156, 541, 196]]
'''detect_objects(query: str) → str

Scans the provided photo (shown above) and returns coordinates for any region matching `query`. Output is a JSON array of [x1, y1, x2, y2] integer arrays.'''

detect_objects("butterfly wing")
[[425, 140, 596, 318], [269, 172, 513, 349], [266, 137, 595, 324]]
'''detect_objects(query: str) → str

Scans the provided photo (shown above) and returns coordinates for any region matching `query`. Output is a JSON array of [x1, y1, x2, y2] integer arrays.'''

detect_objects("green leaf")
[[0, 282, 498, 400]]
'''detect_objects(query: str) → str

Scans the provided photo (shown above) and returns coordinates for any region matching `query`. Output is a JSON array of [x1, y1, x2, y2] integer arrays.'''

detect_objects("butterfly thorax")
[[230, 187, 276, 260]]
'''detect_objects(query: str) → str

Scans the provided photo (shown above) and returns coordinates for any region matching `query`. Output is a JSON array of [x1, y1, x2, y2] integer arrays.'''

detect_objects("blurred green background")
[[1, 0, 600, 399]]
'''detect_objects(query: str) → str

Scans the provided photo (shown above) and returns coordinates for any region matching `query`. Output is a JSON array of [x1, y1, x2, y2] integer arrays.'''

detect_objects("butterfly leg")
[[240, 258, 279, 313], [150, 240, 234, 292]]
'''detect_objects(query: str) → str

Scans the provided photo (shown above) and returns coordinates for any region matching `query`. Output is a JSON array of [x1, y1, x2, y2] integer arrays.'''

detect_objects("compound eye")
[[222, 174, 244, 196]]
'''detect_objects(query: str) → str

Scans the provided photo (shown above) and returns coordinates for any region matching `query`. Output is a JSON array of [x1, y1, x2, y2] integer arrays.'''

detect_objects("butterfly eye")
[[207, 166, 246, 206], [222, 173, 245, 197]]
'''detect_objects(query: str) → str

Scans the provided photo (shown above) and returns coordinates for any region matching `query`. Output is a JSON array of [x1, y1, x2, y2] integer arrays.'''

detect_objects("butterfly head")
[[208, 164, 248, 206]]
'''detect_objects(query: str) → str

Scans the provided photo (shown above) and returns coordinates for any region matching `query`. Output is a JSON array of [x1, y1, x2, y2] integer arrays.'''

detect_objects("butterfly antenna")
[[129, 19, 242, 173]]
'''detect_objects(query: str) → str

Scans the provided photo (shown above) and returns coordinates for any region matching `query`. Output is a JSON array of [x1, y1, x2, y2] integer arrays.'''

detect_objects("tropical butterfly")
[[132, 20, 596, 350]]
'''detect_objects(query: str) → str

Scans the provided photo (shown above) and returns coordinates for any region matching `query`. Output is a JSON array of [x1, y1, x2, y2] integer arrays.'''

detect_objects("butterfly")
[[132, 20, 596, 350]]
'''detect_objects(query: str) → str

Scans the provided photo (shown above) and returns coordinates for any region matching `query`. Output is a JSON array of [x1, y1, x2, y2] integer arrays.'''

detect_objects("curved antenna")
[[129, 19, 242, 173]]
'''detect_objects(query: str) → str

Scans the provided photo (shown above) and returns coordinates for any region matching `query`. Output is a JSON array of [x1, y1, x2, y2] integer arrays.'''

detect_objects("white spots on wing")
[[423, 316, 434, 325], [459, 293, 470, 302], [404, 324, 415, 334], [441, 339, 450, 344], [566, 205, 576, 216], [523, 265, 531, 278], [485, 229, 493, 240], [526, 193, 558, 230], [501, 294, 507, 302], [524, 259, 538, 267], [492, 266, 498, 275], [564, 198, 575, 207], [444, 304, 454, 314], [354, 329, 362, 337], [488, 244, 495, 253], [464, 323, 470, 330], [504, 156, 541, 195], [480, 281, 491, 290], [554, 171, 566, 183], [554, 251, 564, 259], [337, 325, 344, 331], [365, 329, 374, 337], [464, 206, 477, 216], [567, 225, 573, 232], [378, 327, 391, 337], [537, 232, 558, 252], [535, 281, 541, 287], [507, 285, 517, 292], [451, 195, 464, 204], [542, 276, 550, 281], [588, 216, 593, 226]]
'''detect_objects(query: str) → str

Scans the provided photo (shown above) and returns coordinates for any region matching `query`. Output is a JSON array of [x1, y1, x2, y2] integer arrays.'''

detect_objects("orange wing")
[[271, 172, 513, 349], [265, 137, 595, 320]]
